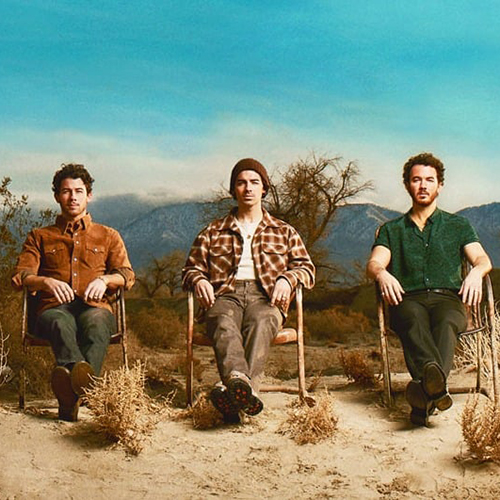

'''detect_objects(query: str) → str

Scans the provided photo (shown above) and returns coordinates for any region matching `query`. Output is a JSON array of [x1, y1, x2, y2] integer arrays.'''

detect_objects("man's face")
[[406, 164, 442, 207], [54, 177, 92, 221], [234, 170, 265, 209]]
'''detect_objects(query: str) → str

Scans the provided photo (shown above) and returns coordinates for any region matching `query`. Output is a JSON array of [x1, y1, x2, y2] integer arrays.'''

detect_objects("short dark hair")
[[52, 164, 95, 194], [402, 153, 445, 185]]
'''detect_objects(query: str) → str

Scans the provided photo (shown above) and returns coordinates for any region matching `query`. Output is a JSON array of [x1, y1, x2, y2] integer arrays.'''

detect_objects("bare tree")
[[267, 154, 373, 251], [0, 177, 55, 309], [136, 250, 185, 298]]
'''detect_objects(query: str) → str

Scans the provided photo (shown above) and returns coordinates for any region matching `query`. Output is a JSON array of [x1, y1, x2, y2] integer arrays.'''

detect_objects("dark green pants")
[[35, 298, 116, 375], [390, 290, 467, 381]]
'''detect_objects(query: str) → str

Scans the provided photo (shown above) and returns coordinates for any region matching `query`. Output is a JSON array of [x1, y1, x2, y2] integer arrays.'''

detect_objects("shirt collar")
[[56, 213, 92, 234], [404, 207, 441, 228], [218, 207, 280, 232]]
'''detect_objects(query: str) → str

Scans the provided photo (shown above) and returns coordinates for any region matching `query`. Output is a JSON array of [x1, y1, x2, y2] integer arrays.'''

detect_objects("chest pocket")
[[262, 242, 287, 255], [84, 243, 106, 268], [43, 244, 67, 269], [209, 244, 233, 275], [262, 241, 288, 269]]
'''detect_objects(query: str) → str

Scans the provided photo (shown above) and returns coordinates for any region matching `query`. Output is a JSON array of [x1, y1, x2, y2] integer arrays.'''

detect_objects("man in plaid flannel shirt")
[[182, 158, 315, 422]]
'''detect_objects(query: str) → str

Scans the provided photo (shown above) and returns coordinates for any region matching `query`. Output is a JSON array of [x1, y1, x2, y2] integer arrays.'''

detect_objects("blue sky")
[[1, 0, 499, 212]]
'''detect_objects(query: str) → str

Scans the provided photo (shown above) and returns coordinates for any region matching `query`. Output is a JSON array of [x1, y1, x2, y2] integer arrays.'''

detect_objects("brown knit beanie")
[[229, 158, 270, 198]]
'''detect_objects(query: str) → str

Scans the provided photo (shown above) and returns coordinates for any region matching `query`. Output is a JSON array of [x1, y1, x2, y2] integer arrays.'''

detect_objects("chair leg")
[[489, 309, 499, 405], [122, 337, 129, 370], [379, 327, 393, 407], [186, 291, 195, 407], [186, 353, 194, 407], [475, 331, 482, 393]]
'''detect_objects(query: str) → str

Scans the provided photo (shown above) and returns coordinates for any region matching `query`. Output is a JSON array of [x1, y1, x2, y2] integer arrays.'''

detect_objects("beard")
[[410, 189, 439, 207]]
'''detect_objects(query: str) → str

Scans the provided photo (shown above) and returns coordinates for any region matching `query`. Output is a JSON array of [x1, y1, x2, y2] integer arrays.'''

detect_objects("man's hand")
[[84, 277, 108, 302], [195, 279, 216, 309], [459, 267, 483, 307], [377, 269, 405, 306], [271, 278, 292, 308], [43, 277, 75, 304]]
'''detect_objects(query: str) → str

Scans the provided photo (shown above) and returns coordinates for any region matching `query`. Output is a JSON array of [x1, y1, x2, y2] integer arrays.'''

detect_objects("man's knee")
[[36, 308, 77, 337], [245, 305, 282, 338], [78, 307, 116, 339]]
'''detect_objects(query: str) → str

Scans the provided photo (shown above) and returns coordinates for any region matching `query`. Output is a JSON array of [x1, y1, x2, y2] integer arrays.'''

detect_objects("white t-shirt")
[[235, 219, 260, 280]]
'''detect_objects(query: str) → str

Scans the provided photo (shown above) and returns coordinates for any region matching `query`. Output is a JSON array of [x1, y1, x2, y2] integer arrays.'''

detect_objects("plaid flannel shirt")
[[182, 208, 315, 312]]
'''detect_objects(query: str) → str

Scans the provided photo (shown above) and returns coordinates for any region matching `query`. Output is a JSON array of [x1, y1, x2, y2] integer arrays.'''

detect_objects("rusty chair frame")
[[377, 274, 498, 407], [19, 287, 129, 409], [186, 284, 309, 407]]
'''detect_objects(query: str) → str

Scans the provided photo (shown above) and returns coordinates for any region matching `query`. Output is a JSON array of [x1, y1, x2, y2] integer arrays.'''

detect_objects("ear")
[[54, 192, 60, 204], [87, 190, 93, 202]]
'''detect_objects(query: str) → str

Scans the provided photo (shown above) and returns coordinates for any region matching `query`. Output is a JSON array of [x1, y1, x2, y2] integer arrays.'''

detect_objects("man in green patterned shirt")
[[367, 152, 492, 426]]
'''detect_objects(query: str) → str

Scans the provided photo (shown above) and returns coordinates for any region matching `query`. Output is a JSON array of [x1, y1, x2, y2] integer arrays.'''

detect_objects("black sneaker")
[[209, 383, 241, 423], [227, 376, 263, 416]]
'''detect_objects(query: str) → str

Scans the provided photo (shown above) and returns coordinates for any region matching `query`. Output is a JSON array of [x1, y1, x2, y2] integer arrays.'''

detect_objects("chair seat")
[[191, 327, 298, 347], [24, 332, 124, 347]]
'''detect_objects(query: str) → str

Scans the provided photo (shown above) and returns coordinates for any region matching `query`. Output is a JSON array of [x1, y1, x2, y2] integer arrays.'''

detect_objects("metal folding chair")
[[186, 284, 311, 407], [19, 287, 129, 409], [377, 273, 498, 407]]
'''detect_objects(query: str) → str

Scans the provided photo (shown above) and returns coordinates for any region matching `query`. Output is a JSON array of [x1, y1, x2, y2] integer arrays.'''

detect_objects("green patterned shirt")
[[374, 208, 479, 292]]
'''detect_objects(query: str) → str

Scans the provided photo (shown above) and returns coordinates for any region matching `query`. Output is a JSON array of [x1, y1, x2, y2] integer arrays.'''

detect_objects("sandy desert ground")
[[1, 359, 500, 500]]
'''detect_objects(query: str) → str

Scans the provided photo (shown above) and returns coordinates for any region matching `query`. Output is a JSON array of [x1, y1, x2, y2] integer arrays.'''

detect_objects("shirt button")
[[74, 257, 77, 262], [73, 273, 77, 276], [73, 289, 77, 293], [76, 241, 80, 245]]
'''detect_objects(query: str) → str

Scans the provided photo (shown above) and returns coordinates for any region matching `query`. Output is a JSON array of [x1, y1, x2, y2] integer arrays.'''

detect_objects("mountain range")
[[89, 195, 500, 274]]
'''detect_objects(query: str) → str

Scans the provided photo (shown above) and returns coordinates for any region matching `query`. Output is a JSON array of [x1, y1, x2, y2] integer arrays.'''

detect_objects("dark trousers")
[[35, 298, 116, 375], [205, 281, 283, 387], [390, 290, 467, 381]]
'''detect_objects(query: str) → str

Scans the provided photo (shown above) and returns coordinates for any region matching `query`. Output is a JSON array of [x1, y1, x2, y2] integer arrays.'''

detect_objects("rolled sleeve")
[[106, 230, 135, 290], [279, 229, 315, 290], [182, 229, 211, 290], [11, 230, 41, 291]]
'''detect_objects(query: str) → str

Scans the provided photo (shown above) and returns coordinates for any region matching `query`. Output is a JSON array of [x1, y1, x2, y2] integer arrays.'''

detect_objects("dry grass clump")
[[278, 393, 338, 445], [180, 392, 224, 429], [84, 361, 171, 455], [339, 348, 377, 387], [0, 320, 11, 387], [460, 394, 500, 462]]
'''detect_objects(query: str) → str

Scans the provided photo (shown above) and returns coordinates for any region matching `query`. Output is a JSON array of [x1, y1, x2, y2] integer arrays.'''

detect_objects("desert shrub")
[[339, 348, 377, 386], [84, 361, 171, 455], [278, 393, 338, 444], [305, 306, 371, 344], [128, 303, 184, 349], [461, 394, 500, 462]]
